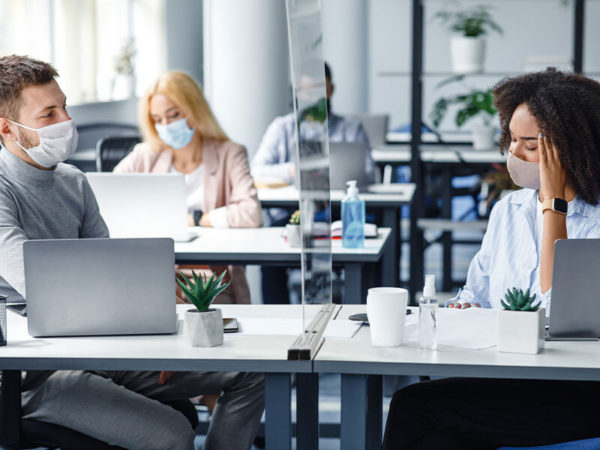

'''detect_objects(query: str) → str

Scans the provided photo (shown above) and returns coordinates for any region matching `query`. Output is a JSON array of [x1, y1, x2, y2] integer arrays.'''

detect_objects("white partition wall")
[[321, 0, 369, 115], [202, 0, 290, 157]]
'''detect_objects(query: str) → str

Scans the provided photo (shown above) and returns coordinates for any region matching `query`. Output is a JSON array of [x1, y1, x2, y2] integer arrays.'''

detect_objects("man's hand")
[[158, 371, 174, 386], [539, 133, 567, 201]]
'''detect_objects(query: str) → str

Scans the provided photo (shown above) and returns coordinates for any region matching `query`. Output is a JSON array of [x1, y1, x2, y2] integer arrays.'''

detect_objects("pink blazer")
[[114, 138, 261, 304]]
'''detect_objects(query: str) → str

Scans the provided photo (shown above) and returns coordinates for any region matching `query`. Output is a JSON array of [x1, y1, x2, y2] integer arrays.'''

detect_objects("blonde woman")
[[115, 71, 261, 304]]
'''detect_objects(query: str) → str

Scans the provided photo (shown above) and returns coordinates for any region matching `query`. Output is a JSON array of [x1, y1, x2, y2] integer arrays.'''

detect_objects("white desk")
[[313, 305, 600, 450], [258, 184, 415, 287], [371, 144, 507, 165], [175, 227, 391, 304], [0, 304, 313, 449]]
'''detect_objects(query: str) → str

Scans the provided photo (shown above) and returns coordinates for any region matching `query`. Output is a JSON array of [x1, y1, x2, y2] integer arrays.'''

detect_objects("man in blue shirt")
[[252, 63, 373, 304]]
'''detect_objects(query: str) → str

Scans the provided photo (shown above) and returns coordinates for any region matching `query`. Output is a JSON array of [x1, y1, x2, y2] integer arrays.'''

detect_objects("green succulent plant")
[[176, 270, 231, 312], [289, 210, 301, 225], [500, 288, 541, 312]]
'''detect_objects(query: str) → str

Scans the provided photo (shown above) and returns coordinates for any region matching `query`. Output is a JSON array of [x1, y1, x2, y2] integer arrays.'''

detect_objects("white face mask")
[[8, 119, 78, 168], [507, 152, 541, 190]]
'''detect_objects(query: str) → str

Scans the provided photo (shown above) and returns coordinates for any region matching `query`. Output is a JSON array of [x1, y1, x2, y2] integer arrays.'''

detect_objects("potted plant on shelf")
[[177, 270, 230, 347], [434, 4, 503, 74], [498, 288, 545, 354], [430, 82, 498, 150], [286, 210, 302, 248], [112, 37, 136, 100]]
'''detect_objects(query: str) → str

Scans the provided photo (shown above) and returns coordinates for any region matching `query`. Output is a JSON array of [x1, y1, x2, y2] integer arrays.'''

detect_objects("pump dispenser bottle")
[[418, 274, 438, 350], [341, 180, 365, 249]]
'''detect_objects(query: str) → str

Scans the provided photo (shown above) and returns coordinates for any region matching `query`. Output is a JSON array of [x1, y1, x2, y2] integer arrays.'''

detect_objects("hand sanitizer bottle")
[[419, 274, 438, 350], [342, 180, 365, 249]]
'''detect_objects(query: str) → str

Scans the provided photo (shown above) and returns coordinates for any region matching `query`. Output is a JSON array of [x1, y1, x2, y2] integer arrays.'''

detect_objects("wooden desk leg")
[[265, 373, 291, 450], [341, 374, 383, 450], [382, 207, 400, 287], [344, 262, 364, 304], [296, 373, 319, 450]]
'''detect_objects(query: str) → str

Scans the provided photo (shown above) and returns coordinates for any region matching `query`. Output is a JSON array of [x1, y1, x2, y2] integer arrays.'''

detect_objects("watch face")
[[553, 198, 568, 214]]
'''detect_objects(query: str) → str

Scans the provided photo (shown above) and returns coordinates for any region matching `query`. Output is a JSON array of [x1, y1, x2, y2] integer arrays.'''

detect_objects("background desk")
[[258, 184, 415, 288], [175, 227, 391, 304], [313, 305, 600, 450], [0, 304, 314, 450], [372, 145, 503, 292]]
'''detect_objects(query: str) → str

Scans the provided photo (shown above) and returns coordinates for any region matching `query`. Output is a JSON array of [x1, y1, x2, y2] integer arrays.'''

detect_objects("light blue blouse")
[[453, 188, 600, 310]]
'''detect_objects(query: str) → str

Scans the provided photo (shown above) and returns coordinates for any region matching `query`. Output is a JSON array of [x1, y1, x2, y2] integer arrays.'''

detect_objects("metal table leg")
[[265, 373, 291, 450], [296, 373, 319, 450], [341, 374, 383, 450]]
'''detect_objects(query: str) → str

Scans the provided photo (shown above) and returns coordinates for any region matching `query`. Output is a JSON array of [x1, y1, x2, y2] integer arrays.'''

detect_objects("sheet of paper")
[[404, 308, 498, 350], [237, 318, 362, 339]]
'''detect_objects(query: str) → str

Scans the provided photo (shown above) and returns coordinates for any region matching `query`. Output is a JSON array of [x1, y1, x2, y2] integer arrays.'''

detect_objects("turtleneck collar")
[[0, 146, 56, 188]]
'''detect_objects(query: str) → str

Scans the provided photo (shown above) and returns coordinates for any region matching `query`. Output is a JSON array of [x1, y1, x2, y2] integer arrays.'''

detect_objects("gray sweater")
[[0, 148, 108, 389]]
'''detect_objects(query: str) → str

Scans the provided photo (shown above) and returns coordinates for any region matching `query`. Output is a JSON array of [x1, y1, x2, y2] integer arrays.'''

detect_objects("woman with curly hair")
[[382, 69, 600, 449]]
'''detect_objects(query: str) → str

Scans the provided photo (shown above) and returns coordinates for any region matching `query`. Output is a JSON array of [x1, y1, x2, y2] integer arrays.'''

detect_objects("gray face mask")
[[507, 152, 540, 190]]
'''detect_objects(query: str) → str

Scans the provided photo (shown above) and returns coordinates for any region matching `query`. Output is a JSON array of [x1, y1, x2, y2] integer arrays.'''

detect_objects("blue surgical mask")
[[155, 118, 195, 149]]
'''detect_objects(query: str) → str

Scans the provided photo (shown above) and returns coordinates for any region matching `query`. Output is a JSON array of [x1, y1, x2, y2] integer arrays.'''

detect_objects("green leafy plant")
[[501, 288, 541, 312], [289, 210, 301, 225], [434, 4, 503, 38], [176, 270, 231, 312], [430, 86, 497, 129]]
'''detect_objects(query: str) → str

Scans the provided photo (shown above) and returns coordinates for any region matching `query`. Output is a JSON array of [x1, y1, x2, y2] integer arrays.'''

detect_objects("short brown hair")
[[0, 55, 58, 121]]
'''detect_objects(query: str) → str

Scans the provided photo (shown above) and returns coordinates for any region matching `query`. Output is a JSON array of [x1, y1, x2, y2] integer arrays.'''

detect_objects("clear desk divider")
[[285, 0, 333, 357]]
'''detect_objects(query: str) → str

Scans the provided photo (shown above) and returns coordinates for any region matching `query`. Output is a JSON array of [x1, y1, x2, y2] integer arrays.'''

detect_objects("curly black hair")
[[493, 68, 600, 205]]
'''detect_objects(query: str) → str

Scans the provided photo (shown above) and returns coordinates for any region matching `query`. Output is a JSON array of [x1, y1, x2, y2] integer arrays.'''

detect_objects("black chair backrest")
[[96, 135, 141, 172], [76, 123, 138, 154]]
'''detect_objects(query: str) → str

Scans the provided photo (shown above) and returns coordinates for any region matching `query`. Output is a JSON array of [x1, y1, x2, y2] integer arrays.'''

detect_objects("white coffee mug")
[[367, 287, 408, 347]]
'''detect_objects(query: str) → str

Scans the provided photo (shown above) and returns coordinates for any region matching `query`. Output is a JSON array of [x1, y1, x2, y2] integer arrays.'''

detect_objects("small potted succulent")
[[498, 288, 545, 354], [434, 4, 503, 74], [286, 210, 302, 248], [177, 270, 230, 347], [430, 80, 498, 150]]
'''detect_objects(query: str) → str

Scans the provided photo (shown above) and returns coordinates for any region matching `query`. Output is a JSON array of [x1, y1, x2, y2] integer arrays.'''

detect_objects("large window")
[[0, 0, 166, 104]]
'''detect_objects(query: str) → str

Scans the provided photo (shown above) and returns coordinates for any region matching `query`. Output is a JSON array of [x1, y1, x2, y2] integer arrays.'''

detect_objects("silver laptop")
[[86, 173, 193, 242], [24, 238, 177, 337], [548, 239, 600, 339], [329, 142, 370, 190]]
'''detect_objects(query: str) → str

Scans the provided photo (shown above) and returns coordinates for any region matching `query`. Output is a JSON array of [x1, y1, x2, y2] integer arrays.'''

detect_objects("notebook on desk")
[[547, 239, 600, 339], [24, 238, 178, 337], [86, 173, 194, 242]]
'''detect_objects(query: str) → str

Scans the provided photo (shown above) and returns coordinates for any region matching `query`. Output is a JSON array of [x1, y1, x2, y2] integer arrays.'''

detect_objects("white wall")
[[322, 0, 369, 115], [203, 0, 290, 157], [366, 0, 600, 132]]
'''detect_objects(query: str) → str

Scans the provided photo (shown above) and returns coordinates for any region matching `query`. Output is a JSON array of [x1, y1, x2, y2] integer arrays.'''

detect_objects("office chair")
[[0, 370, 199, 450], [96, 135, 141, 172]]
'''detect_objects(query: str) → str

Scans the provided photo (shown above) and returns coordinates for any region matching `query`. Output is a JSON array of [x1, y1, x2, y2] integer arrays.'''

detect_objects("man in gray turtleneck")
[[0, 55, 264, 450]]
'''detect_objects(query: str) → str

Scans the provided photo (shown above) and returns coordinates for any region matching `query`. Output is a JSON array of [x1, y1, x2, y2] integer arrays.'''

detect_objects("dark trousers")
[[383, 377, 600, 450]]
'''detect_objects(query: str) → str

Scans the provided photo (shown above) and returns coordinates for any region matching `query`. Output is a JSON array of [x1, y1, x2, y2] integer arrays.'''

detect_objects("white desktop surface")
[[372, 144, 507, 164], [315, 306, 600, 380], [0, 305, 314, 373], [257, 184, 415, 205], [174, 227, 391, 263]]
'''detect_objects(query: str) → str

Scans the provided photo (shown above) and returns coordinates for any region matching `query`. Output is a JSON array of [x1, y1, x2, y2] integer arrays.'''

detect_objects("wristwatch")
[[542, 198, 568, 215]]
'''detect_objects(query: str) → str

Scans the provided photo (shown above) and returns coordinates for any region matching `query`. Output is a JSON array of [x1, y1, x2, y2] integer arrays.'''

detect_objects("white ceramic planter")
[[286, 224, 301, 248], [450, 36, 485, 74], [185, 308, 224, 347], [471, 124, 496, 150], [498, 308, 545, 354], [112, 74, 135, 100]]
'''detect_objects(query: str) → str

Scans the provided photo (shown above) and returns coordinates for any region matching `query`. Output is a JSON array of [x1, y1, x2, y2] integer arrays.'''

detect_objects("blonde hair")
[[139, 71, 228, 149]]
